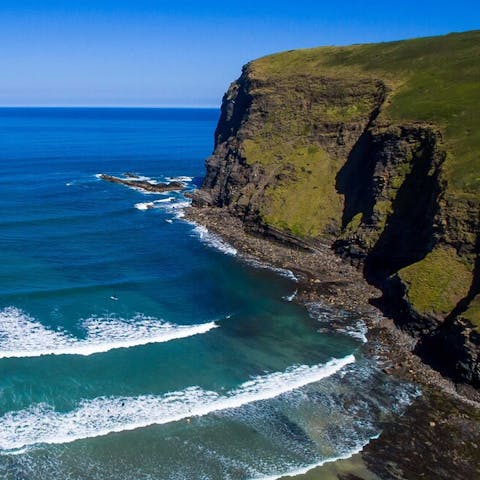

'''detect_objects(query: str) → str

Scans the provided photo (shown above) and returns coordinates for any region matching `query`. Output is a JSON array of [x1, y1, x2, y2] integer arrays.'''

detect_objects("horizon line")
[[0, 105, 220, 109]]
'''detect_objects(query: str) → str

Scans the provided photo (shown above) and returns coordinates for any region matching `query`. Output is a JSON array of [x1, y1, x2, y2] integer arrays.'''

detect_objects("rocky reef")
[[99, 173, 184, 193], [193, 30, 480, 386]]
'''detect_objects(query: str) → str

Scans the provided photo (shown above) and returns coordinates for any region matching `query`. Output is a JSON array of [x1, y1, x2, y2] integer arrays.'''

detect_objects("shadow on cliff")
[[335, 86, 386, 233], [366, 134, 443, 278], [363, 133, 444, 336], [336, 124, 444, 280], [414, 234, 480, 387], [338, 126, 480, 385], [335, 128, 377, 232]]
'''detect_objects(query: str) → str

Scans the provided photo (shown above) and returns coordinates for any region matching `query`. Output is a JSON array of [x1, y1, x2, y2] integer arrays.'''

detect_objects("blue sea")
[[0, 108, 414, 479]]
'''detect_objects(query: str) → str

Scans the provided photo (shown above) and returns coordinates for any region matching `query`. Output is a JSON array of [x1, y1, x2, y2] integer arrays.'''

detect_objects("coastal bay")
[[0, 107, 417, 479], [1, 1, 478, 477], [185, 205, 480, 479]]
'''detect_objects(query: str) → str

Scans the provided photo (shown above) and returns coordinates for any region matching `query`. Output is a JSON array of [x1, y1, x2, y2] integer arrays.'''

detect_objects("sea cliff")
[[192, 30, 480, 387]]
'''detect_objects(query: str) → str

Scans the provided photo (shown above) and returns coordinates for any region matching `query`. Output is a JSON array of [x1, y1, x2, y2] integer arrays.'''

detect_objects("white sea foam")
[[124, 174, 158, 183], [192, 225, 238, 256], [134, 198, 176, 211], [165, 175, 193, 183], [246, 258, 298, 282], [282, 290, 297, 302], [134, 202, 154, 211], [98, 172, 159, 184], [134, 196, 190, 217], [0, 355, 354, 452], [338, 321, 368, 343], [96, 173, 164, 194], [162, 200, 191, 219], [132, 187, 165, 195], [307, 303, 369, 344], [155, 197, 175, 203], [0, 307, 217, 359]]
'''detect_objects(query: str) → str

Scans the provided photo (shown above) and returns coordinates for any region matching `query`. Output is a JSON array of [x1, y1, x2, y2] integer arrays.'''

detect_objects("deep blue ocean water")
[[0, 108, 414, 479]]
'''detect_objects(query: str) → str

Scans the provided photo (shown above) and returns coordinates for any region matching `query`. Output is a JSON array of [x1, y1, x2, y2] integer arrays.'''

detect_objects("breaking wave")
[[282, 290, 297, 302], [165, 176, 193, 184], [245, 258, 298, 282], [0, 307, 217, 359], [134, 197, 176, 211], [191, 224, 238, 256], [0, 355, 355, 452]]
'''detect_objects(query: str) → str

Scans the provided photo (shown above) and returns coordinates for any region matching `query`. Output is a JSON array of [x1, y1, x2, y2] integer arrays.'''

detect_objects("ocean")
[[0, 108, 415, 479]]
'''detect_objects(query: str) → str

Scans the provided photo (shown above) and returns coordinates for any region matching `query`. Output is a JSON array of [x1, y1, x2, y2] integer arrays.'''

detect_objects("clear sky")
[[0, 1, 478, 106]]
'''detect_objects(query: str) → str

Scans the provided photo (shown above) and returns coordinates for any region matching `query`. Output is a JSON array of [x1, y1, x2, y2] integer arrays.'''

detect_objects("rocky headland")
[[191, 30, 480, 388], [187, 30, 480, 479]]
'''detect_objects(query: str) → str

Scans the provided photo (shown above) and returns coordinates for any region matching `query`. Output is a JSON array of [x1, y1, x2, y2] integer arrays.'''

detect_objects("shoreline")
[[185, 205, 480, 479]]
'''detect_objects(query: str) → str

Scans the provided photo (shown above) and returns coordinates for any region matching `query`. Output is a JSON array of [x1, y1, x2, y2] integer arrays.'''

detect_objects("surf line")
[[0, 355, 355, 452], [0, 307, 218, 359]]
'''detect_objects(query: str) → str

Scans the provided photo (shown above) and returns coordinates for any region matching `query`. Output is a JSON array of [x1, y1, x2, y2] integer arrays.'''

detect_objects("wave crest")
[[191, 224, 238, 256], [0, 307, 217, 359], [0, 355, 354, 452]]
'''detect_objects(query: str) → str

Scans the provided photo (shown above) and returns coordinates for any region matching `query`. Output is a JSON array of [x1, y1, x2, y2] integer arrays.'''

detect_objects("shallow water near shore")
[[0, 108, 416, 479]]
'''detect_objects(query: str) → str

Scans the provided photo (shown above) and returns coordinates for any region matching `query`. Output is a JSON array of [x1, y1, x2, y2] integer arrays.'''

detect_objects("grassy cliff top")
[[250, 30, 480, 196], [229, 30, 479, 327]]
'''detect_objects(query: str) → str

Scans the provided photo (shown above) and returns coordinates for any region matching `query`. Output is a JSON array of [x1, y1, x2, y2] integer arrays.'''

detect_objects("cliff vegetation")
[[195, 30, 480, 385]]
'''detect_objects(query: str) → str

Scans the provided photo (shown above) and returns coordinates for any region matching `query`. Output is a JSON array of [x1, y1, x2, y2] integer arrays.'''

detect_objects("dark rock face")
[[416, 319, 480, 388], [99, 174, 184, 193], [196, 67, 257, 216], [193, 64, 480, 387], [195, 65, 387, 230], [336, 126, 445, 272]]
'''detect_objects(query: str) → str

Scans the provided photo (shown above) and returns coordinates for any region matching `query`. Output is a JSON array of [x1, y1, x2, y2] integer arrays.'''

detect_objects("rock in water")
[[99, 174, 184, 193]]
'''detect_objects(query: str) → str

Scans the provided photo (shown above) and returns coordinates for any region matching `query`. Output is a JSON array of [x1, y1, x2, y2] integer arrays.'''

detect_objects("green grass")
[[242, 140, 343, 238], [399, 246, 474, 317], [252, 30, 480, 195], [235, 30, 479, 323], [342, 213, 363, 236], [462, 295, 480, 330]]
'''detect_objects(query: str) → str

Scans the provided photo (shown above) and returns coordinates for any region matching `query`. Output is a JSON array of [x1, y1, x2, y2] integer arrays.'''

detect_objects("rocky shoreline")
[[185, 205, 480, 480]]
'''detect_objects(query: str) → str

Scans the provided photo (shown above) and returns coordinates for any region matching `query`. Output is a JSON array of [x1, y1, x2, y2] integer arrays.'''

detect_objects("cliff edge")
[[193, 30, 480, 386]]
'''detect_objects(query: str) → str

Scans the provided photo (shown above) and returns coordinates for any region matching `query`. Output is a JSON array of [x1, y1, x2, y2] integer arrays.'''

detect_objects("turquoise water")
[[0, 108, 414, 479]]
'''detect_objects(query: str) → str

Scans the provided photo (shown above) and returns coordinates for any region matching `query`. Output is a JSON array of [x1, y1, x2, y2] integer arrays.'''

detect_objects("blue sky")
[[0, 1, 478, 106]]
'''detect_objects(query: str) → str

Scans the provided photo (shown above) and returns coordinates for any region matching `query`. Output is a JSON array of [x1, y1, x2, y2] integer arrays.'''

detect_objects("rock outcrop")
[[99, 174, 184, 193], [192, 30, 480, 386]]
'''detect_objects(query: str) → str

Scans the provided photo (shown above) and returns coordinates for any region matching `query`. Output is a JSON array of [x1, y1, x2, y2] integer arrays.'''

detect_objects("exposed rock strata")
[[192, 60, 480, 386]]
